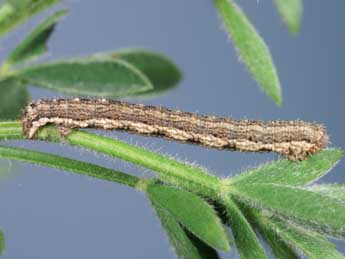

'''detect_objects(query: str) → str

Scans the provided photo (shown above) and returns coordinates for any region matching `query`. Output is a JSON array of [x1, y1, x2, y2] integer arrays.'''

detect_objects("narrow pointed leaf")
[[231, 183, 345, 239], [246, 207, 343, 259], [230, 149, 344, 186], [147, 184, 230, 251], [152, 198, 220, 259], [0, 78, 30, 120], [214, 0, 282, 105], [307, 184, 345, 201], [223, 196, 267, 259], [0, 229, 4, 256], [7, 10, 67, 65], [109, 49, 182, 96], [238, 204, 300, 259], [0, 0, 60, 37], [269, 219, 344, 259], [15, 58, 153, 97], [255, 222, 299, 259], [273, 0, 303, 34]]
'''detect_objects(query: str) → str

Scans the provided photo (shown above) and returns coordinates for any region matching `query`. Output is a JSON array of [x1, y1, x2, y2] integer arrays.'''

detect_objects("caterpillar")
[[22, 98, 329, 161]]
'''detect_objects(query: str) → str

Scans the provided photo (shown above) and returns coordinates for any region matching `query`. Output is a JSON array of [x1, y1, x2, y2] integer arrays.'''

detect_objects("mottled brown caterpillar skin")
[[22, 98, 329, 161]]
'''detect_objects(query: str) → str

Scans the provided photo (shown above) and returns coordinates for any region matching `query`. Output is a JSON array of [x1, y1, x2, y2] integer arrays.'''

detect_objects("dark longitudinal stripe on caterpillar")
[[22, 98, 329, 160]]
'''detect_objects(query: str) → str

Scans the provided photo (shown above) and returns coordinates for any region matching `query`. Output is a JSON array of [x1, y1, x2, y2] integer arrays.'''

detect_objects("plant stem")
[[0, 144, 140, 187], [0, 121, 23, 140], [0, 121, 221, 198], [52, 128, 221, 197]]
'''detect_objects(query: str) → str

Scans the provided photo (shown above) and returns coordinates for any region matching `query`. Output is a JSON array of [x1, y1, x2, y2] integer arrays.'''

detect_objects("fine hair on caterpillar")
[[22, 98, 329, 161]]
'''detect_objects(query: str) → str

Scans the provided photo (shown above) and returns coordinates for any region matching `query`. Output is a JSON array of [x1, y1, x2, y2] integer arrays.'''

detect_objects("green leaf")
[[307, 184, 345, 201], [15, 57, 154, 97], [269, 218, 344, 259], [223, 196, 267, 259], [151, 196, 220, 259], [230, 149, 344, 186], [214, 0, 282, 106], [255, 222, 299, 259], [106, 49, 182, 96], [273, 0, 303, 34], [246, 207, 343, 259], [147, 184, 230, 251], [0, 144, 140, 187], [6, 9, 67, 65], [0, 229, 4, 256], [0, 0, 60, 37], [237, 203, 300, 259], [230, 183, 345, 239], [0, 78, 30, 120]]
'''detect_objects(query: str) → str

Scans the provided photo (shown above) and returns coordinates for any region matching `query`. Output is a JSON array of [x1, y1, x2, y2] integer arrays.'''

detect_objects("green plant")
[[0, 1, 344, 259], [0, 1, 181, 120], [0, 123, 344, 258], [213, 0, 302, 106]]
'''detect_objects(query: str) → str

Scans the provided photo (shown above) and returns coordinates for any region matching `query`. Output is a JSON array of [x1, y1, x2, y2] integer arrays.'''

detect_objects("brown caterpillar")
[[22, 98, 329, 161]]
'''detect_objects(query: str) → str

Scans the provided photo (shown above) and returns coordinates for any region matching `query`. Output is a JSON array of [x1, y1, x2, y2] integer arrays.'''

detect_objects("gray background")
[[0, 0, 344, 258]]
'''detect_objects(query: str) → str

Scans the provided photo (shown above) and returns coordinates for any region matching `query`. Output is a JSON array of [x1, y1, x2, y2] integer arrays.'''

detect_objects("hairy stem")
[[51, 127, 221, 197], [0, 121, 221, 198]]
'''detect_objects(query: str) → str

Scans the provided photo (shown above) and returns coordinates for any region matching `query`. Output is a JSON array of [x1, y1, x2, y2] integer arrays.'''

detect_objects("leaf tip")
[[268, 82, 282, 107], [287, 20, 301, 36], [220, 241, 231, 252], [274, 95, 283, 107]]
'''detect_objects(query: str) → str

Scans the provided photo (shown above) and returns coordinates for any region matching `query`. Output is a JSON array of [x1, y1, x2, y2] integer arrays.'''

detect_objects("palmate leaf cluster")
[[149, 149, 345, 259], [0, 1, 344, 259]]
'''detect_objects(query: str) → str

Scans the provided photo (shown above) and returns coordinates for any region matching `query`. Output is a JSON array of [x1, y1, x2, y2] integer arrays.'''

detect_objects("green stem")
[[0, 121, 23, 140], [0, 121, 221, 198], [52, 128, 220, 197], [0, 144, 140, 188]]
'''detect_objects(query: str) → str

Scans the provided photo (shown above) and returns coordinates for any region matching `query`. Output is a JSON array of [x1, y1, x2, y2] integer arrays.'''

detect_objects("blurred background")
[[0, 0, 344, 258]]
